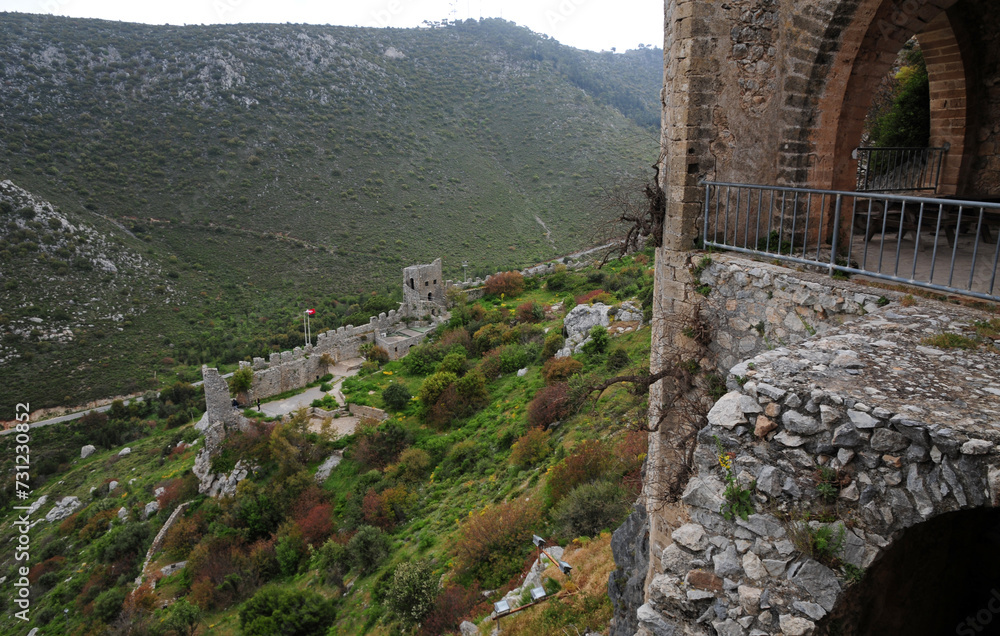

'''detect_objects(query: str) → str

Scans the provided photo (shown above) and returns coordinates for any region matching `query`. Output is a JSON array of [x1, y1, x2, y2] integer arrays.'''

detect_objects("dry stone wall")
[[694, 254, 891, 373], [637, 295, 1000, 635]]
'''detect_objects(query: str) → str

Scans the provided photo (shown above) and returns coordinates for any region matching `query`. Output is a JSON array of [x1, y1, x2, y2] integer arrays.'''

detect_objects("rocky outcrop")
[[44, 496, 81, 522], [193, 447, 251, 497], [80, 445, 96, 459], [609, 503, 650, 636], [556, 301, 643, 357]]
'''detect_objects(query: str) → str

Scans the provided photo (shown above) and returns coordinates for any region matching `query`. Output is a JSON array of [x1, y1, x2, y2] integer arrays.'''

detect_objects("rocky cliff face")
[[608, 503, 650, 636]]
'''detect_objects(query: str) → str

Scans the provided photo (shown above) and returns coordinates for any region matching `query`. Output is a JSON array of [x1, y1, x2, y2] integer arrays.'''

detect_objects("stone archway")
[[816, 0, 982, 196], [634, 297, 1000, 636], [820, 507, 1000, 634]]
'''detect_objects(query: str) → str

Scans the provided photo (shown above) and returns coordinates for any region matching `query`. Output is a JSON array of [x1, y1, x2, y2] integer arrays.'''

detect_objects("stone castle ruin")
[[618, 1, 1000, 635]]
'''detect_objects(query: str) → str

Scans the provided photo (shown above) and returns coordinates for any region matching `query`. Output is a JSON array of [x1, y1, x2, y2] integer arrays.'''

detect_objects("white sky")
[[0, 0, 664, 52]]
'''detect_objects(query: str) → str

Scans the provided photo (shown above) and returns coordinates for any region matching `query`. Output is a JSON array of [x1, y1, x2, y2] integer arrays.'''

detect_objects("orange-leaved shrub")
[[542, 357, 583, 383], [454, 497, 542, 588], [575, 289, 608, 305], [509, 427, 551, 468], [545, 439, 614, 505], [484, 271, 525, 297], [527, 382, 571, 429], [420, 583, 489, 636], [515, 301, 545, 323]]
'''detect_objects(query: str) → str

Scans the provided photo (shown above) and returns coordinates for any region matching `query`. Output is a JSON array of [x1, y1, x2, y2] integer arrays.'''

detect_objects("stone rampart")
[[637, 297, 1000, 635], [349, 403, 389, 422]]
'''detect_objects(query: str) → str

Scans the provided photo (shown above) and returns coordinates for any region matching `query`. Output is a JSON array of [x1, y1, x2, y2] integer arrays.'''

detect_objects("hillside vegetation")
[[0, 13, 661, 412], [0, 253, 656, 636]]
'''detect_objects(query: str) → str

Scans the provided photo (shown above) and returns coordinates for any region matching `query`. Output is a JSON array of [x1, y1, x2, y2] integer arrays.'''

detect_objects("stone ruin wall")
[[621, 251, 1000, 636], [245, 309, 408, 401]]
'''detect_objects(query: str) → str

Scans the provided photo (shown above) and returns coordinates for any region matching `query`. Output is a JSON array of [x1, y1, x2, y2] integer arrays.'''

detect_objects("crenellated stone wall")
[[244, 309, 433, 401]]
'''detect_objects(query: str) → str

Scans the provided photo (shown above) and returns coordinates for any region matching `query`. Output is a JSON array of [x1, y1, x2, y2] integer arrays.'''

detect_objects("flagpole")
[[303, 311, 308, 348]]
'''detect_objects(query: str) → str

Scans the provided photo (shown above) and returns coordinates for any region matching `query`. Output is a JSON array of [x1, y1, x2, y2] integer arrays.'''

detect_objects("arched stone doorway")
[[818, 0, 990, 198], [820, 508, 1000, 635]]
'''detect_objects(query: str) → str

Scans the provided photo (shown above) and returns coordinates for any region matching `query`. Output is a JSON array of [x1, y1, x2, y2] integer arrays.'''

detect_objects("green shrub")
[[396, 447, 432, 482], [347, 525, 391, 573], [438, 351, 467, 375], [93, 587, 127, 623], [541, 331, 565, 360], [455, 371, 489, 409], [552, 480, 632, 538], [382, 383, 412, 411], [238, 586, 336, 636], [418, 371, 458, 408], [310, 539, 348, 587], [275, 525, 308, 577], [606, 348, 631, 371], [94, 522, 151, 564], [515, 301, 545, 323], [498, 344, 529, 374], [385, 560, 439, 625], [581, 325, 609, 355]]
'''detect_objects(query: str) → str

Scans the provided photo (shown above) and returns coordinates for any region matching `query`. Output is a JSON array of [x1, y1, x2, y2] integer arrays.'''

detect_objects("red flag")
[[306, 309, 316, 315]]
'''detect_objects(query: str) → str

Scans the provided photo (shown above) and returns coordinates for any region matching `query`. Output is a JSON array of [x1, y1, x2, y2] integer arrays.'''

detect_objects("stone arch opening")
[[819, 507, 1000, 635], [409, 277, 414, 290], [427, 292, 433, 301], [821, 0, 972, 195]]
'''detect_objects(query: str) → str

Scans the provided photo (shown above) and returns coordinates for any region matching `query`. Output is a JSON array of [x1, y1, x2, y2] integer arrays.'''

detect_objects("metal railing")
[[701, 180, 1000, 302], [854, 144, 949, 193]]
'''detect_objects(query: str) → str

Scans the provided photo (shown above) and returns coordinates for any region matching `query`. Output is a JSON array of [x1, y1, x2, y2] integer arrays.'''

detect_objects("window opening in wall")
[[428, 293, 433, 301], [425, 281, 429, 286], [409, 278, 414, 290]]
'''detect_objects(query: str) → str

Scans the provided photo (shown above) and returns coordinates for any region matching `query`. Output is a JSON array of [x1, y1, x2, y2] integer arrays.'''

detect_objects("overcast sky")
[[0, 0, 663, 52]]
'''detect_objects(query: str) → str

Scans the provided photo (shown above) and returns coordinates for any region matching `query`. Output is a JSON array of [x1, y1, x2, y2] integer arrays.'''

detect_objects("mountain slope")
[[0, 14, 662, 410]]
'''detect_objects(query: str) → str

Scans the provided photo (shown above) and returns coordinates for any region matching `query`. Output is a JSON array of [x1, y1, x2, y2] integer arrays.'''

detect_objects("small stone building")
[[403, 258, 446, 317]]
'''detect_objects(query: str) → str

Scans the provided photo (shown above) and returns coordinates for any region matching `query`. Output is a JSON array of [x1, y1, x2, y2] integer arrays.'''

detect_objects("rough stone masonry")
[[634, 300, 1000, 636]]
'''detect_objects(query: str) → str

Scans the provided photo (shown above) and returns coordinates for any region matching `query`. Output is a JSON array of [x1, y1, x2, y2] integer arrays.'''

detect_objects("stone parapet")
[[639, 298, 1000, 635]]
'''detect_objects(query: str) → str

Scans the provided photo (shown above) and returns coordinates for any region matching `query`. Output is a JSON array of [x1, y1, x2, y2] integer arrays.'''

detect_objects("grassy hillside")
[[0, 253, 655, 636], [0, 13, 662, 412]]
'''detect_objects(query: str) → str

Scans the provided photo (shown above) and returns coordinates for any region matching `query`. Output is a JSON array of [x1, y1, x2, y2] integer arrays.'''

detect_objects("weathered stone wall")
[[403, 258, 445, 316], [694, 254, 890, 373], [247, 309, 415, 401], [637, 300, 1000, 635], [348, 403, 389, 421], [661, 0, 1000, 251], [378, 330, 427, 361]]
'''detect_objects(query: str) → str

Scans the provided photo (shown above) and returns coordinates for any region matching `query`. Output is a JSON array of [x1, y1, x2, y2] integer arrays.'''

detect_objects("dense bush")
[[515, 300, 545, 323], [382, 383, 412, 411], [527, 382, 571, 429], [395, 447, 432, 482], [545, 440, 614, 505], [436, 439, 484, 479], [509, 427, 550, 468], [310, 538, 349, 587], [498, 344, 530, 374], [454, 497, 542, 588], [92, 587, 127, 623], [95, 522, 151, 564], [352, 420, 412, 471], [606, 348, 631, 371], [238, 586, 336, 636], [476, 349, 502, 379], [420, 584, 488, 636], [438, 351, 467, 375], [346, 525, 391, 573], [484, 270, 525, 297], [385, 560, 439, 625], [472, 322, 511, 354], [542, 357, 583, 383], [417, 371, 458, 408], [541, 331, 565, 359], [582, 325, 610, 355], [552, 480, 632, 538], [361, 343, 390, 365]]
